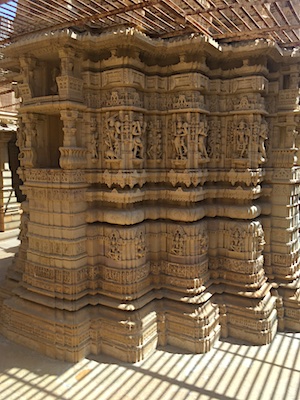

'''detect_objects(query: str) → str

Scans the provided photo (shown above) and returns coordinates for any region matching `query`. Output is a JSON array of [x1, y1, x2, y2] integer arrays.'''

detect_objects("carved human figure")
[[207, 120, 221, 160], [123, 114, 131, 140], [16, 122, 26, 149], [292, 128, 298, 150], [174, 120, 188, 159], [230, 227, 245, 252], [147, 129, 155, 159], [132, 119, 144, 159], [108, 233, 121, 260], [110, 91, 119, 104], [90, 132, 99, 160], [89, 118, 99, 161], [18, 213, 29, 243], [136, 232, 146, 258], [199, 232, 209, 254], [156, 133, 162, 159], [257, 225, 265, 252], [50, 66, 60, 94], [147, 121, 162, 160], [198, 121, 209, 159], [259, 120, 268, 162], [235, 120, 249, 158], [171, 229, 185, 255], [105, 114, 121, 159]]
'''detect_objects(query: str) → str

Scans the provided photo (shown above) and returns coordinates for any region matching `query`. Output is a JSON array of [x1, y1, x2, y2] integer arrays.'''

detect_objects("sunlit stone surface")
[[0, 29, 299, 362]]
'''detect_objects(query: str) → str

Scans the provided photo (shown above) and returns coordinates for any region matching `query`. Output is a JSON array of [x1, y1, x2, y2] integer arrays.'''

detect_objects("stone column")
[[59, 109, 87, 169], [269, 65, 300, 330]]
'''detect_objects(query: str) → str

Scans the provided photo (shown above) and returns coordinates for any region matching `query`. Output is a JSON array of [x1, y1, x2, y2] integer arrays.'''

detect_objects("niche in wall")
[[36, 114, 63, 168]]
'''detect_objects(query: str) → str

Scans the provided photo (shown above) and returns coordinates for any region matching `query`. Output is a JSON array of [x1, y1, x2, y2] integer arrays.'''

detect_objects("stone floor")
[[1, 232, 300, 400]]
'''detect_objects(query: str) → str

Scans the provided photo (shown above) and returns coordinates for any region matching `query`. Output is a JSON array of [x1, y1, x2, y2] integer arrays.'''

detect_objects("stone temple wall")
[[0, 29, 299, 362]]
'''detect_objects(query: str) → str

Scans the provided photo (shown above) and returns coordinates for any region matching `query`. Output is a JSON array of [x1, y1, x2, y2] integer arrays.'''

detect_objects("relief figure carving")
[[132, 117, 145, 159], [89, 117, 99, 161], [105, 114, 121, 159], [171, 229, 186, 255], [173, 120, 188, 160], [234, 120, 250, 159], [259, 120, 268, 162], [198, 121, 209, 160], [108, 232, 122, 260]]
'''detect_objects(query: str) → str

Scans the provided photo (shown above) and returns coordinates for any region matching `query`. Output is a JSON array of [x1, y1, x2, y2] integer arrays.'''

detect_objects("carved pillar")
[[208, 67, 277, 344], [59, 109, 87, 169], [18, 113, 38, 168], [57, 48, 83, 101], [269, 64, 300, 330], [18, 56, 36, 100]]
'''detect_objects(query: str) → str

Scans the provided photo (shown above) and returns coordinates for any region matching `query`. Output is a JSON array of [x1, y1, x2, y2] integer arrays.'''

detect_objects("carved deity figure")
[[156, 133, 162, 160], [110, 91, 119, 104], [50, 66, 60, 94], [18, 213, 29, 243], [198, 121, 209, 160], [89, 117, 99, 161], [207, 119, 221, 160], [105, 114, 121, 159], [230, 226, 245, 252], [146, 121, 162, 160], [235, 120, 250, 159], [16, 121, 26, 149], [171, 229, 185, 255], [256, 225, 265, 252], [173, 120, 188, 160], [90, 132, 99, 160], [132, 118, 144, 159], [147, 130, 155, 159], [259, 120, 268, 162], [135, 232, 146, 258], [292, 128, 298, 150], [199, 232, 209, 254], [108, 233, 121, 260]]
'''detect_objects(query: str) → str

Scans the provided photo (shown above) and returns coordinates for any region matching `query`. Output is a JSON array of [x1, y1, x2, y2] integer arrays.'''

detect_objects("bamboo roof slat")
[[0, 0, 298, 48]]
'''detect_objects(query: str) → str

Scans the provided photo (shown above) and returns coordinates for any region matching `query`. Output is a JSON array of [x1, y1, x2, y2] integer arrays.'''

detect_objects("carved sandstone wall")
[[0, 29, 299, 362]]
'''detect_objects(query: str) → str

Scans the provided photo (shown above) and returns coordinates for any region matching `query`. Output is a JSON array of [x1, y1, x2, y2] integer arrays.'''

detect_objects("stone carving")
[[104, 113, 121, 160], [108, 232, 122, 261], [229, 225, 246, 252], [233, 119, 250, 159], [18, 212, 29, 243], [173, 118, 188, 160], [132, 117, 145, 160], [2, 28, 300, 365], [146, 119, 162, 161], [16, 120, 25, 150], [197, 120, 210, 162], [170, 228, 186, 256], [18, 113, 38, 167], [207, 119, 221, 160], [103, 88, 142, 107], [50, 66, 60, 94], [89, 117, 99, 162], [258, 119, 268, 163], [199, 232, 209, 254], [135, 231, 146, 259], [256, 224, 265, 253]]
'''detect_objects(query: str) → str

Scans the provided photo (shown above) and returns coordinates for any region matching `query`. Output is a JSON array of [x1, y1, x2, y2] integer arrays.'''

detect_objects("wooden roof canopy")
[[0, 0, 299, 49]]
